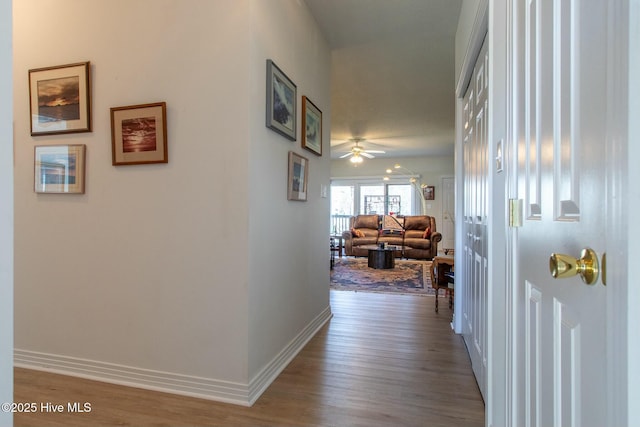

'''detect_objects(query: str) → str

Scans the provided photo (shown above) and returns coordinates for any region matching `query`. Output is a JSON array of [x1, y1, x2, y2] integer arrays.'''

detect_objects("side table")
[[430, 255, 455, 313], [330, 234, 343, 258]]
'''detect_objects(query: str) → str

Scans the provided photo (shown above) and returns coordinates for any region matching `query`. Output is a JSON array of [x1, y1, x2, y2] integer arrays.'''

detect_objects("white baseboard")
[[14, 348, 253, 406], [248, 305, 333, 405], [15, 305, 333, 407]]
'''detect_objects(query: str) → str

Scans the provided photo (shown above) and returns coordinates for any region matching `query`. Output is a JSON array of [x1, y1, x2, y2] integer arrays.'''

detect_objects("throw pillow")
[[352, 228, 365, 238], [423, 227, 431, 239], [382, 215, 404, 230]]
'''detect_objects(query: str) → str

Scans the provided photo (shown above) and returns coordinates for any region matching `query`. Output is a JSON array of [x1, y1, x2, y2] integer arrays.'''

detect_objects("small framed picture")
[[301, 96, 322, 156], [423, 185, 435, 201], [110, 102, 168, 166], [29, 61, 92, 136], [287, 151, 308, 201], [266, 59, 296, 141], [34, 144, 86, 194]]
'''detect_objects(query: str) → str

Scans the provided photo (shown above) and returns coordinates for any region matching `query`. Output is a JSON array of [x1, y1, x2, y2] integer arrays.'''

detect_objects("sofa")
[[341, 214, 442, 260]]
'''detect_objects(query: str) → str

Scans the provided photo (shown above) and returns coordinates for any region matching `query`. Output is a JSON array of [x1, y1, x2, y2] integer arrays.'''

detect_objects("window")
[[330, 185, 354, 234], [387, 184, 413, 215], [360, 185, 384, 214], [330, 179, 417, 233]]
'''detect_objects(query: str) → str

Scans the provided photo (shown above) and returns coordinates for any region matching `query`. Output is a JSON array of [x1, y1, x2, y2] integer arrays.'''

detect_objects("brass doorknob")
[[549, 248, 599, 285]]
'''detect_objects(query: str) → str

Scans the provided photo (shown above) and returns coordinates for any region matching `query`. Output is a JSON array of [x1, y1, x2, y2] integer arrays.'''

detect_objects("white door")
[[462, 35, 488, 400], [512, 0, 609, 425], [441, 176, 455, 252]]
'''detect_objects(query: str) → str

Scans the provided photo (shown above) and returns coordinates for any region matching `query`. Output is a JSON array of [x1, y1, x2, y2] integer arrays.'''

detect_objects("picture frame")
[[29, 61, 92, 136], [34, 144, 86, 194], [110, 102, 168, 166], [423, 185, 435, 200], [301, 96, 322, 156], [287, 151, 308, 201], [266, 59, 297, 141]]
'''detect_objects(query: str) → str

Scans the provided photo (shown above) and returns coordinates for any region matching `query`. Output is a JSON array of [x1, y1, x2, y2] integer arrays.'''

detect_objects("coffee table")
[[363, 245, 403, 269]]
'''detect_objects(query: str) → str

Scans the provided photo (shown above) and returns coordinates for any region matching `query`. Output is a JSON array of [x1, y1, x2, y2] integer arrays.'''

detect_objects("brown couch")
[[341, 214, 442, 260]]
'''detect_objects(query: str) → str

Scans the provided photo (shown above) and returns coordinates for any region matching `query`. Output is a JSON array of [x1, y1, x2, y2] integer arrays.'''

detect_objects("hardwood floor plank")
[[14, 290, 484, 426]]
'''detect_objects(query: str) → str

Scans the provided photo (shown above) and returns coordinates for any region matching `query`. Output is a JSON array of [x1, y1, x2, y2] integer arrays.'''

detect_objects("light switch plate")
[[496, 139, 504, 172], [320, 184, 328, 198]]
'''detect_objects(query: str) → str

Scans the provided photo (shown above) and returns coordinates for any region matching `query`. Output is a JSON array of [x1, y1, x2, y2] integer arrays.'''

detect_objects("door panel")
[[513, 0, 608, 425], [462, 35, 488, 400], [525, 283, 542, 427], [553, 0, 580, 219], [555, 300, 580, 427], [525, 0, 542, 219]]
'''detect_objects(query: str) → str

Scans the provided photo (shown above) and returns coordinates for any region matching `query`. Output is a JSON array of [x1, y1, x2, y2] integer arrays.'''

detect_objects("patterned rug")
[[330, 257, 435, 296]]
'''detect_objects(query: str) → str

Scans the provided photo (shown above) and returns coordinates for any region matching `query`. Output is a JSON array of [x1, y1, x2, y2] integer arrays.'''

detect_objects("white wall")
[[455, 0, 486, 87], [247, 0, 331, 387], [330, 156, 454, 230], [0, 0, 13, 425], [619, 0, 640, 426], [13, 0, 330, 405]]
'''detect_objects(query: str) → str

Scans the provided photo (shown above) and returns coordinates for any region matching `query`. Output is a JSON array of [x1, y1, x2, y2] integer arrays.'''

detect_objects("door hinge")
[[509, 199, 523, 228]]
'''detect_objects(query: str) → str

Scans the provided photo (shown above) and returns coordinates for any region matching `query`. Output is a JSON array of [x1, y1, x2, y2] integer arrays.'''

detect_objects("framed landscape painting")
[[301, 96, 322, 156], [287, 151, 308, 201], [29, 62, 92, 136], [266, 59, 296, 141], [34, 144, 86, 194], [110, 102, 168, 166]]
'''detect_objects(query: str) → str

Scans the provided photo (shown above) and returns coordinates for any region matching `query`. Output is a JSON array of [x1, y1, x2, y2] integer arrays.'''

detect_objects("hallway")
[[14, 291, 484, 426]]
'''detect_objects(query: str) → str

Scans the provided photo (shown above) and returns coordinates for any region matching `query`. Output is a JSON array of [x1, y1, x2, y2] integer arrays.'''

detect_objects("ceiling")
[[304, 0, 463, 159]]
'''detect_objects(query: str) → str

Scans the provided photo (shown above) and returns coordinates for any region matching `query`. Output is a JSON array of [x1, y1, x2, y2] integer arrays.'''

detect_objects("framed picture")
[[287, 151, 308, 201], [301, 96, 322, 156], [110, 102, 168, 166], [29, 61, 92, 136], [266, 59, 296, 141], [34, 144, 86, 194], [423, 185, 435, 200]]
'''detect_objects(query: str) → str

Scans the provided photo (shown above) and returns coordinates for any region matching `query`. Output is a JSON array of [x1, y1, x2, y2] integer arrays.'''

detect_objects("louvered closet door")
[[461, 35, 489, 401]]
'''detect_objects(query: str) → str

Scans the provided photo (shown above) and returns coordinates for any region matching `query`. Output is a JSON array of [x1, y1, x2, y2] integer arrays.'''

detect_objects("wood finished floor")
[[14, 290, 485, 426]]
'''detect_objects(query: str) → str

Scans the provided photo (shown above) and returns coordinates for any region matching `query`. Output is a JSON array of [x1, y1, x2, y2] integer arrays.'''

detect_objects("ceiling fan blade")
[[353, 139, 388, 150], [331, 141, 354, 151], [361, 152, 375, 159], [339, 152, 353, 159], [363, 150, 386, 154]]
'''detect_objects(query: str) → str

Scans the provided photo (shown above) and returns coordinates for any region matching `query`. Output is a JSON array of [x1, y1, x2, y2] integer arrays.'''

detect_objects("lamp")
[[350, 153, 363, 164]]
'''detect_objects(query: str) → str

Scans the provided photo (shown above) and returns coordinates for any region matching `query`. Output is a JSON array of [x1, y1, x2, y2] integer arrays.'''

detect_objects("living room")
[[330, 156, 454, 250]]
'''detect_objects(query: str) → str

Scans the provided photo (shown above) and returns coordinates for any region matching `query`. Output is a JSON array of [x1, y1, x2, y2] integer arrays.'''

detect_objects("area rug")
[[330, 257, 436, 296]]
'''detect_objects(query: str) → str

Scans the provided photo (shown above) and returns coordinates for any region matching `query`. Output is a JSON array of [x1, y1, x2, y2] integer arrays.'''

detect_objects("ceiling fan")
[[338, 138, 386, 163]]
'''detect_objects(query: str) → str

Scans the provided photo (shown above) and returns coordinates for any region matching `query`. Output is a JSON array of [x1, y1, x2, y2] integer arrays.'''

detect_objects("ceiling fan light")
[[350, 155, 363, 164]]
